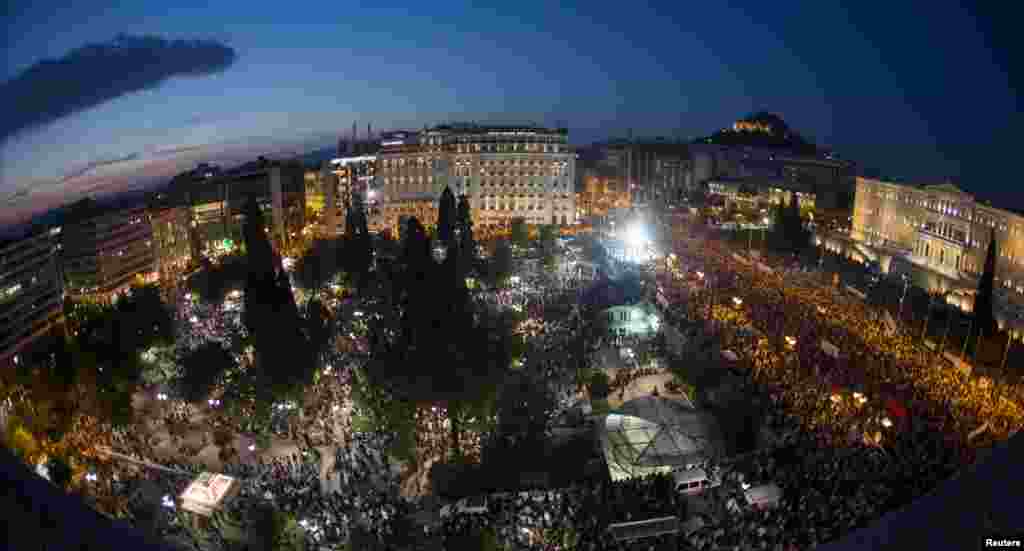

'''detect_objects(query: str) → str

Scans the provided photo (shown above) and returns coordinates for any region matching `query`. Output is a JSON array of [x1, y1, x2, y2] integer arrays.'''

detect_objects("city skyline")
[[3, 1, 1020, 229]]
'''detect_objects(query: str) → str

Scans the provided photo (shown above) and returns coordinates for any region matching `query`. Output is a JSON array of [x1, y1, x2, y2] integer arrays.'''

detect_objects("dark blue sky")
[[1, 1, 1019, 227]]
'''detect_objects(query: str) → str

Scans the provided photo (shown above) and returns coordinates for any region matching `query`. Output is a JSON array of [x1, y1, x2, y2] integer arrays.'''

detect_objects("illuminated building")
[[164, 158, 306, 257], [849, 177, 1024, 328], [578, 168, 631, 218], [692, 144, 854, 212], [0, 225, 64, 366], [148, 206, 193, 287], [61, 199, 155, 303], [376, 124, 575, 236], [595, 139, 691, 207]]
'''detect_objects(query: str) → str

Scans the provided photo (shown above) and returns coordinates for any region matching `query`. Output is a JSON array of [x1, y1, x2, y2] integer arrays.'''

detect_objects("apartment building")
[[148, 206, 193, 287], [0, 226, 64, 366], [376, 124, 576, 235], [164, 158, 306, 258], [692, 144, 854, 212], [62, 200, 156, 303], [597, 140, 691, 207]]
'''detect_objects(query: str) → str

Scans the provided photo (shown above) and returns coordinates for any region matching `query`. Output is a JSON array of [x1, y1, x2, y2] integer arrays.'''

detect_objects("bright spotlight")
[[626, 224, 646, 247]]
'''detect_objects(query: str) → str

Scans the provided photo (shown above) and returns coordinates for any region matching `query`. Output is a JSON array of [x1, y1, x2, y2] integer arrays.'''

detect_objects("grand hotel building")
[[375, 124, 576, 235], [849, 177, 1024, 327]]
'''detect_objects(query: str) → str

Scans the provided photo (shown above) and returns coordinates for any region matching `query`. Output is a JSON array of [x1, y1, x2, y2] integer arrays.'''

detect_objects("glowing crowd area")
[[14, 210, 1024, 550]]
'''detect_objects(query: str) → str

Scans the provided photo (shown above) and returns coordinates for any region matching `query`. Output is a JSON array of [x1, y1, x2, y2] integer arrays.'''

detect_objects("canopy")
[[179, 472, 240, 517], [601, 396, 718, 481]]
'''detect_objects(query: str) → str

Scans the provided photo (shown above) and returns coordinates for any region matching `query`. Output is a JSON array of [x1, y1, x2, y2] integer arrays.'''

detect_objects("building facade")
[[62, 201, 155, 303], [850, 177, 1024, 324], [597, 140, 691, 207], [148, 206, 193, 289], [376, 124, 576, 236], [164, 159, 306, 259], [692, 145, 854, 213], [578, 168, 632, 219], [0, 226, 64, 366]]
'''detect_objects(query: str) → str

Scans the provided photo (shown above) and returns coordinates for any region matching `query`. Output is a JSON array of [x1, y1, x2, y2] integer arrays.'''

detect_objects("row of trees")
[[1, 284, 175, 500]]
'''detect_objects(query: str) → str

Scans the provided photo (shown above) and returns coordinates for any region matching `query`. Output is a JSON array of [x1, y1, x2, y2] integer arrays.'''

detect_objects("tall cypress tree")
[[456, 195, 477, 276], [785, 192, 804, 255], [344, 191, 372, 287], [242, 197, 276, 336], [437, 186, 456, 246], [974, 228, 998, 338]]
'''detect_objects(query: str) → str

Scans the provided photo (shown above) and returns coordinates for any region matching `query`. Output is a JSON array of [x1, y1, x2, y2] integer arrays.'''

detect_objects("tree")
[[437, 186, 457, 246], [178, 342, 236, 403], [494, 372, 557, 451], [46, 455, 73, 489], [974, 229, 998, 339], [786, 192, 802, 252], [588, 370, 610, 400], [456, 195, 478, 276], [488, 238, 513, 286], [510, 217, 529, 249], [293, 238, 343, 293], [538, 224, 558, 253], [241, 196, 313, 403], [343, 192, 373, 290], [190, 253, 248, 304]]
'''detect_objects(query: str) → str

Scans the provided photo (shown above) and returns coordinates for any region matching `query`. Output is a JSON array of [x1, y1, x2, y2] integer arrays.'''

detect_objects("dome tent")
[[600, 395, 720, 481]]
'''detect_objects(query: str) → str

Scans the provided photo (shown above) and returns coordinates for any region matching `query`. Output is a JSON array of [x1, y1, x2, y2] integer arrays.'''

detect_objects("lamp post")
[[897, 274, 910, 321]]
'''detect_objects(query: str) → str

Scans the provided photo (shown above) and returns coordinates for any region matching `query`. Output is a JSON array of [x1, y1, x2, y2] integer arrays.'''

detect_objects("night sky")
[[2, 1, 1020, 228]]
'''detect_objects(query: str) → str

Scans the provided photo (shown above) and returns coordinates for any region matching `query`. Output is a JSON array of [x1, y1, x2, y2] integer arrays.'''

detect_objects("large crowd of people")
[[56, 228, 1024, 551]]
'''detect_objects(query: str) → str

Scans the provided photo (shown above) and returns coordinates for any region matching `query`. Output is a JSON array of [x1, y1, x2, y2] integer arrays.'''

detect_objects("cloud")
[[151, 144, 205, 157], [0, 34, 237, 144], [59, 152, 141, 183]]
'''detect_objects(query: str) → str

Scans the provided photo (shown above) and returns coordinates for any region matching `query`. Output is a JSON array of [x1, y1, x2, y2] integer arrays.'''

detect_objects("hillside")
[[694, 112, 818, 155]]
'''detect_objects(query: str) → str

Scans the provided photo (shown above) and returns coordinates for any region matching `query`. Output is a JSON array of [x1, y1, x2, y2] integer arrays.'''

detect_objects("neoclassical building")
[[375, 124, 576, 235], [843, 177, 1024, 330]]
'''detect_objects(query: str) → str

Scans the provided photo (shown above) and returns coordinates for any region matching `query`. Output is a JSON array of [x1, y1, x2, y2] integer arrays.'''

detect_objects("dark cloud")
[[0, 34, 237, 143]]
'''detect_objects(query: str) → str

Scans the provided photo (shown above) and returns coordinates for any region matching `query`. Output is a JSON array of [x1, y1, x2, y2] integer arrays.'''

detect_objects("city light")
[[697, 271, 705, 279], [830, 394, 842, 404], [881, 417, 893, 428], [785, 336, 797, 347], [86, 472, 98, 482], [248, 444, 256, 451], [626, 223, 647, 247], [732, 297, 743, 307]]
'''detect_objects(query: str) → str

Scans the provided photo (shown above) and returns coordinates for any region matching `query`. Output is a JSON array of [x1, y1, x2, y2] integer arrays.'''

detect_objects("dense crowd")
[[67, 232, 1024, 551]]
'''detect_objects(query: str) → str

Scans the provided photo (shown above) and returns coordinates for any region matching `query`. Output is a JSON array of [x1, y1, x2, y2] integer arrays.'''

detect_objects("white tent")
[[600, 396, 718, 481]]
